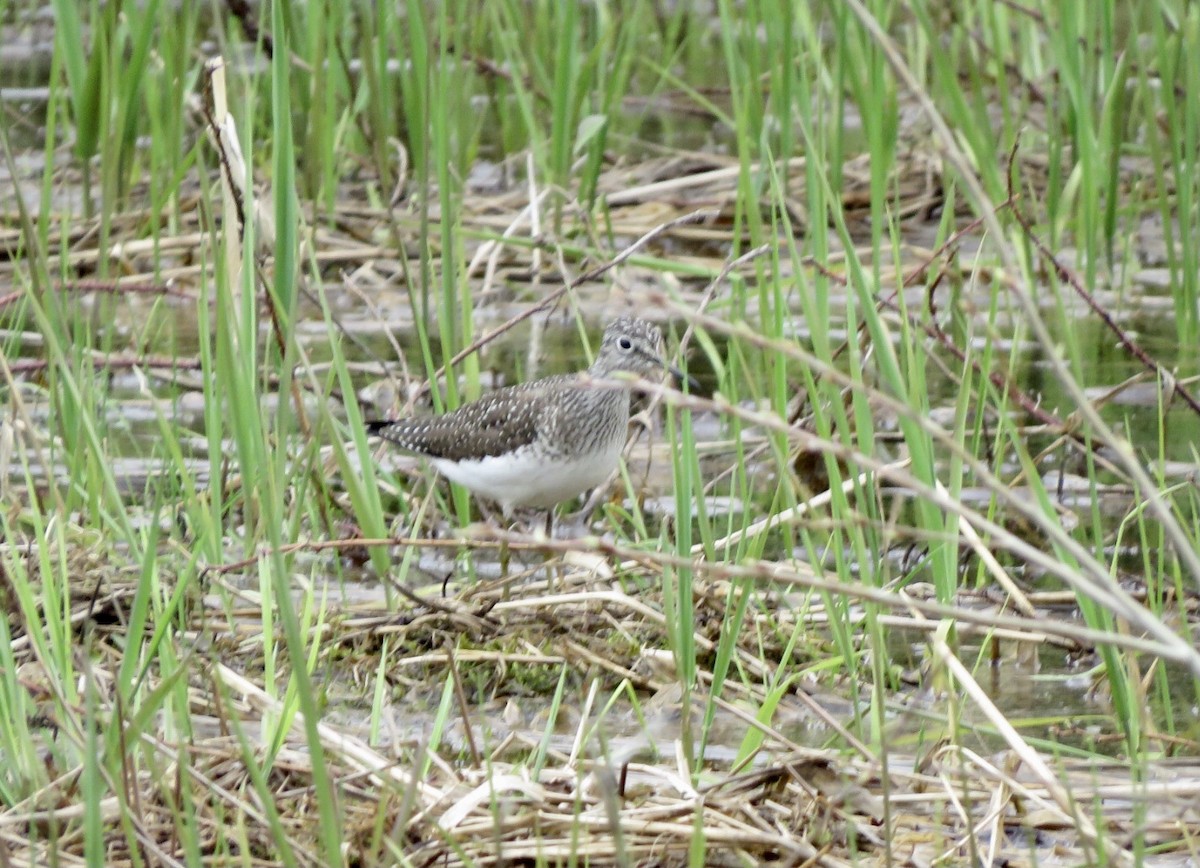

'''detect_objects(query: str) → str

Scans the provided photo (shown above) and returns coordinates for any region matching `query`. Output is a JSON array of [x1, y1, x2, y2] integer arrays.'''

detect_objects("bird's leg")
[[498, 504, 513, 580], [542, 508, 566, 591]]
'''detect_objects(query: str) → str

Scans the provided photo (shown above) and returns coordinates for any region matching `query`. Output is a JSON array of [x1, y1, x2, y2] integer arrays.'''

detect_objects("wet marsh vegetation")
[[2, 0, 1200, 865]]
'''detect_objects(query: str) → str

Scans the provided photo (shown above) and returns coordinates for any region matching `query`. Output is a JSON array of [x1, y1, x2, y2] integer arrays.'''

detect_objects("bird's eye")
[[619, 337, 632, 350]]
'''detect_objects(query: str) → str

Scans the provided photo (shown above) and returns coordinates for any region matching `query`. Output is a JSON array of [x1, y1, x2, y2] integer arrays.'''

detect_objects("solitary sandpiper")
[[368, 316, 679, 519]]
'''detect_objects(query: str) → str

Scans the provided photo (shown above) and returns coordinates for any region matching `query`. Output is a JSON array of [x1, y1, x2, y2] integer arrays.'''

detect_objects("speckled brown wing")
[[368, 374, 577, 461]]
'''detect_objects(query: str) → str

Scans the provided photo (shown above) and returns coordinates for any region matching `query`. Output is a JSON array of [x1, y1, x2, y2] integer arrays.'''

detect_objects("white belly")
[[433, 440, 623, 513]]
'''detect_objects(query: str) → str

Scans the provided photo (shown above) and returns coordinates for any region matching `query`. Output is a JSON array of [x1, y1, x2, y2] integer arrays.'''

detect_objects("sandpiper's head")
[[591, 316, 667, 380]]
